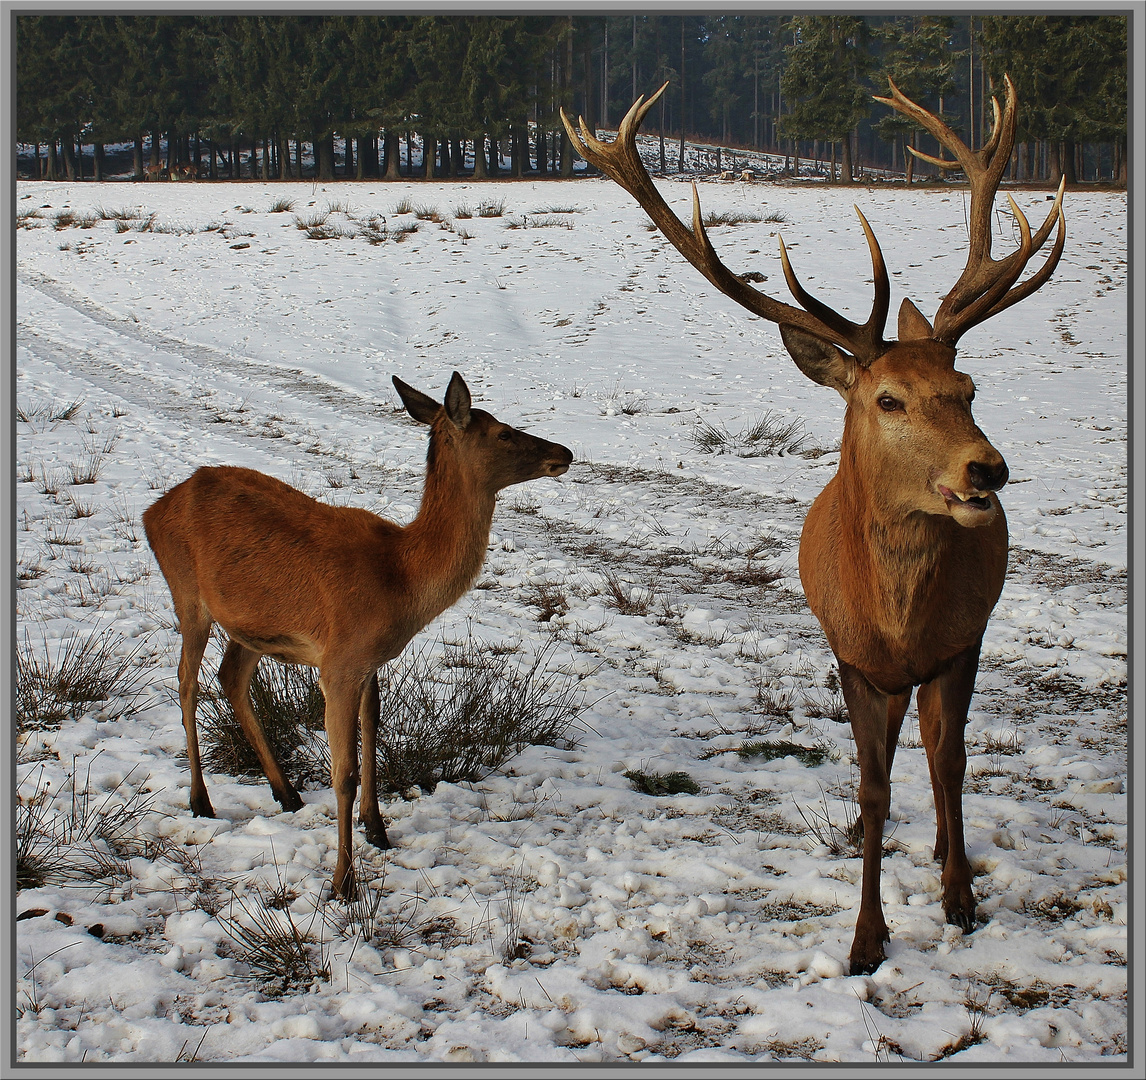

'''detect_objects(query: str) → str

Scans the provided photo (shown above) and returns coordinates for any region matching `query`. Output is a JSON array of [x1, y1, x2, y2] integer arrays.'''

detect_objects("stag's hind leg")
[[358, 673, 390, 850], [217, 640, 303, 812], [917, 642, 982, 933]]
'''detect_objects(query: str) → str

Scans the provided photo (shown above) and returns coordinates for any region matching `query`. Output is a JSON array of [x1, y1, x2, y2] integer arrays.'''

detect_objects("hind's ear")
[[443, 371, 472, 429], [393, 375, 440, 425]]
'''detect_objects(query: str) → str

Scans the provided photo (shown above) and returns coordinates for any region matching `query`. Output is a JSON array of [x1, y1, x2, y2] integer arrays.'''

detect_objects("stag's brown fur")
[[564, 76, 1063, 974], [144, 373, 572, 899]]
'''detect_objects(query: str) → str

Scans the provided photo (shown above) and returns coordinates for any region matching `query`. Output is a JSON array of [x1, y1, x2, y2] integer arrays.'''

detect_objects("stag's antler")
[[561, 84, 891, 364], [874, 74, 1066, 344]]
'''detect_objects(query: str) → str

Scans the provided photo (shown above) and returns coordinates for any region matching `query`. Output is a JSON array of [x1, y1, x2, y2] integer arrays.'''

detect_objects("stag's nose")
[[967, 458, 1008, 492]]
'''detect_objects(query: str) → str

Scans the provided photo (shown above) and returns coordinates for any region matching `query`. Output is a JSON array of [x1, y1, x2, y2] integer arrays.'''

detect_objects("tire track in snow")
[[18, 268, 389, 422]]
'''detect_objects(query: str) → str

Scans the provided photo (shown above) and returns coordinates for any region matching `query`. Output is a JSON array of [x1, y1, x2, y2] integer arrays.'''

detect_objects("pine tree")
[[780, 16, 873, 182], [980, 14, 1126, 185], [871, 15, 963, 182]]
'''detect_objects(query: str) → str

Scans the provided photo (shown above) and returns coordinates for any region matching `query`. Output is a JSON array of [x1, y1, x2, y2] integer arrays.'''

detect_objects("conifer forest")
[[16, 14, 1127, 186]]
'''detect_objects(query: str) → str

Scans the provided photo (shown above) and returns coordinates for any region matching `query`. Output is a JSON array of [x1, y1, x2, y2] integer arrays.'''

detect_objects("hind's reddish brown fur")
[[143, 372, 572, 898]]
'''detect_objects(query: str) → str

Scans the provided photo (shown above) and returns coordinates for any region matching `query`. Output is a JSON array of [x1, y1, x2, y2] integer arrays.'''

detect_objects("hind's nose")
[[548, 445, 573, 475]]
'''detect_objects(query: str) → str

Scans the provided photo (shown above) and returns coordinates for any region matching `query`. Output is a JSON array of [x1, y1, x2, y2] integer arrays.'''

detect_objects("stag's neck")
[[403, 447, 496, 618], [836, 446, 952, 627]]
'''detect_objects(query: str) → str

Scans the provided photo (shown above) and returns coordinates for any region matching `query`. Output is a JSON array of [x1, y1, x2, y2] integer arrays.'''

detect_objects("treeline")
[[16, 13, 1127, 185]]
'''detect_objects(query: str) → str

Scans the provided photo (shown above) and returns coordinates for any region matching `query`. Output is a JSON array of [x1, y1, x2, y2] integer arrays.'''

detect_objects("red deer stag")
[[143, 373, 573, 899], [563, 77, 1065, 974]]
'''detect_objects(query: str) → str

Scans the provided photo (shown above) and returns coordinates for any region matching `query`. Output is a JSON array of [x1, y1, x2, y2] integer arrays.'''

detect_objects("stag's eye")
[[498, 429, 513, 442], [877, 395, 903, 413]]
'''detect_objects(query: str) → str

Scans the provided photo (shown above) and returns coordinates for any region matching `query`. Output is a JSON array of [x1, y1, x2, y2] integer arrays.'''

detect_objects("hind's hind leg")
[[176, 606, 215, 818]]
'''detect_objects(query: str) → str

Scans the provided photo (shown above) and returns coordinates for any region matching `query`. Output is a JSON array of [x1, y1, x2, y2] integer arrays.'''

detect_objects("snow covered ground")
[[12, 173, 1129, 1068]]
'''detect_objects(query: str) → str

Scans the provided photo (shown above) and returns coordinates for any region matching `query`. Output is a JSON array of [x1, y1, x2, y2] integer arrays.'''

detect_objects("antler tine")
[[933, 180, 1067, 339], [778, 206, 890, 355], [981, 196, 1066, 319], [978, 93, 1006, 163], [562, 88, 891, 362], [854, 206, 892, 348], [877, 73, 1065, 344], [874, 77, 980, 179]]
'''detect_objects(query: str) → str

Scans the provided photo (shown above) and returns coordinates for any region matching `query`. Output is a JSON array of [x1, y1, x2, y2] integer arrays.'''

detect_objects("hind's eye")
[[498, 430, 512, 441], [877, 395, 902, 412]]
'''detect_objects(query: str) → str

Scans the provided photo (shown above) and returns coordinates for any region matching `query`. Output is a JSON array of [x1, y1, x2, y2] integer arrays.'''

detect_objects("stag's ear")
[[897, 298, 934, 341], [443, 371, 472, 429], [780, 326, 856, 398], [392, 375, 441, 425]]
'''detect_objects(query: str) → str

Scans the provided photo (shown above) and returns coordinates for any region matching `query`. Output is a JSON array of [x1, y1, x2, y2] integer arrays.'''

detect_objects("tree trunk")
[[357, 136, 369, 180], [422, 134, 435, 178], [93, 142, 105, 181], [535, 126, 547, 175], [132, 136, 144, 180], [1063, 138, 1078, 185], [316, 133, 335, 180], [61, 136, 77, 180], [383, 130, 401, 179], [560, 18, 575, 177], [841, 133, 853, 184], [473, 134, 488, 178], [677, 18, 686, 172]]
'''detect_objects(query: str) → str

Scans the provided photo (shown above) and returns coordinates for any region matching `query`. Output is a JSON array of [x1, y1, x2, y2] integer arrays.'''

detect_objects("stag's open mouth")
[[938, 484, 992, 513]]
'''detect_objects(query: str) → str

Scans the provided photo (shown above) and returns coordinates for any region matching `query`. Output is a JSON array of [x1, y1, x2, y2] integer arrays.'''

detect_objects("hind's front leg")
[[357, 672, 391, 850]]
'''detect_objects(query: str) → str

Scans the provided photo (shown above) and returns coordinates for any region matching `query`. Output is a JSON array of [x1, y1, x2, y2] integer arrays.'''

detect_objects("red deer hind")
[[143, 373, 573, 899], [564, 76, 1065, 974]]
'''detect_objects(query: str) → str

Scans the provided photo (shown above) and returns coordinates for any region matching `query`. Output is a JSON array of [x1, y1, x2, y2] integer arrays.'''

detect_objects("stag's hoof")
[[848, 923, 890, 975], [944, 903, 978, 934], [849, 950, 886, 976]]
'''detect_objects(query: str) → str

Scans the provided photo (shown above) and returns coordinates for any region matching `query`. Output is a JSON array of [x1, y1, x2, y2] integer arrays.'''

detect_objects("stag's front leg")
[[839, 661, 895, 975], [917, 643, 982, 933]]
